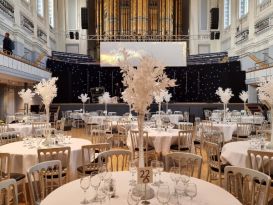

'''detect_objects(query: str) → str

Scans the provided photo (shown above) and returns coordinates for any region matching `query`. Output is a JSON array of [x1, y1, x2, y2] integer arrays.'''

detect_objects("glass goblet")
[[90, 173, 101, 202], [157, 184, 170, 205], [127, 188, 141, 205], [185, 183, 197, 203], [80, 176, 91, 204]]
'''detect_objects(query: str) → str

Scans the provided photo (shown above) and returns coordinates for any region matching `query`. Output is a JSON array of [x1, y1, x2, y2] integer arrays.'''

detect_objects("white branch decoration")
[[119, 49, 176, 167], [98, 92, 111, 104], [18, 89, 35, 105], [34, 77, 58, 123], [78, 93, 90, 103], [163, 90, 172, 103], [257, 77, 273, 106], [239, 90, 248, 103], [215, 87, 234, 104]]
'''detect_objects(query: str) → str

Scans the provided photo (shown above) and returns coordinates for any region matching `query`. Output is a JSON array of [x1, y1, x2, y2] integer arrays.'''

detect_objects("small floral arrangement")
[[215, 87, 233, 104]]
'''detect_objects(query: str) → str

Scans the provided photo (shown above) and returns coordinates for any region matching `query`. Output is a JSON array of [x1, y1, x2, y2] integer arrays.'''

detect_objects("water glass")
[[129, 162, 137, 186], [97, 188, 107, 205], [90, 173, 101, 202], [127, 188, 141, 205], [185, 183, 197, 202], [99, 165, 107, 181], [170, 167, 181, 185], [80, 176, 91, 204], [103, 180, 116, 204], [157, 184, 170, 205]]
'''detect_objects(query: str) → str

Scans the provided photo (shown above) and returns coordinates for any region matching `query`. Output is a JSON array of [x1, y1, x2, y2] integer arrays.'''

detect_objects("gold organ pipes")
[[96, 0, 183, 39]]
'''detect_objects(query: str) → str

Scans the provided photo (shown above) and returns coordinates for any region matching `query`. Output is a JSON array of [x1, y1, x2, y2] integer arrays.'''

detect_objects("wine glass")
[[180, 169, 190, 185], [80, 176, 91, 204], [97, 188, 107, 205], [129, 162, 137, 186], [90, 172, 101, 202], [157, 161, 164, 184], [157, 184, 170, 205], [185, 183, 197, 203], [170, 167, 181, 185], [151, 160, 159, 186], [103, 180, 115, 204], [127, 188, 141, 205], [99, 164, 107, 181]]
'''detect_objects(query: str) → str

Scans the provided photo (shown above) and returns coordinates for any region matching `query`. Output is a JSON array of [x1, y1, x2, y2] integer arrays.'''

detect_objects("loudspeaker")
[[210, 8, 219, 29], [75, 31, 79, 40], [215, 31, 220, 39], [210, 32, 214, 40], [69, 31, 74, 39], [81, 8, 88, 29]]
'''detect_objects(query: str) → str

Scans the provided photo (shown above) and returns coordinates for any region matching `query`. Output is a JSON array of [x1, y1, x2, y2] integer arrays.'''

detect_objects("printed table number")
[[137, 167, 153, 184]]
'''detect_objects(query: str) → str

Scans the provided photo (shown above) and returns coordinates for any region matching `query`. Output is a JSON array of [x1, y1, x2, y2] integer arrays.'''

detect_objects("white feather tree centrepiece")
[[257, 77, 273, 147], [98, 92, 111, 115], [163, 90, 172, 112], [119, 50, 176, 167], [239, 90, 248, 111], [78, 93, 90, 113], [18, 88, 35, 114], [216, 87, 233, 121], [34, 77, 58, 123]]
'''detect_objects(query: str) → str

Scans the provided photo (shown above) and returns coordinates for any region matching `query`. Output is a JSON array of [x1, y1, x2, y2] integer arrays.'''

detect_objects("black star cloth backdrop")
[[47, 59, 245, 103]]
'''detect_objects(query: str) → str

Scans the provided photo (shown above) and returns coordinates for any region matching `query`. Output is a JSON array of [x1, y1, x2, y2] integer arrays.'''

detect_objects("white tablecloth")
[[84, 116, 122, 124], [241, 116, 264, 124], [213, 123, 237, 142], [40, 171, 241, 205], [151, 114, 183, 124], [8, 123, 33, 137], [0, 138, 91, 180], [128, 128, 180, 155]]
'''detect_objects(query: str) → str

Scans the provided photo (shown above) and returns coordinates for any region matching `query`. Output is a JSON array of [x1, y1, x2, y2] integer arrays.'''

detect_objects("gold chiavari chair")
[[0, 179, 18, 205], [177, 122, 193, 131], [170, 130, 193, 153], [77, 143, 110, 176], [224, 166, 270, 205], [165, 152, 202, 178], [236, 123, 252, 141], [37, 147, 71, 183]]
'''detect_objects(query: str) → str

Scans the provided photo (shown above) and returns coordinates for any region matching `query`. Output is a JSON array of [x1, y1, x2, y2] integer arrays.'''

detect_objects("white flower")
[[215, 87, 233, 104], [78, 93, 90, 103], [163, 90, 172, 102], [239, 91, 248, 103], [34, 77, 58, 106], [18, 89, 35, 105], [119, 49, 176, 115], [153, 90, 165, 104], [257, 76, 273, 105], [98, 92, 111, 104]]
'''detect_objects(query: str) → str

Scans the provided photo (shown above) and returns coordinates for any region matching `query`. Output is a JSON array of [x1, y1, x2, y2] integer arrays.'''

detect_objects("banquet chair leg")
[[22, 181, 28, 204], [206, 168, 210, 182]]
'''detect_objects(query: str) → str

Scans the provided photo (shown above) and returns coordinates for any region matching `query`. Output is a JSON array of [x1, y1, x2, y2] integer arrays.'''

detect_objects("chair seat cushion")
[[10, 173, 25, 181], [210, 163, 229, 173], [135, 145, 154, 152], [170, 144, 190, 151], [77, 166, 98, 175], [194, 140, 201, 145]]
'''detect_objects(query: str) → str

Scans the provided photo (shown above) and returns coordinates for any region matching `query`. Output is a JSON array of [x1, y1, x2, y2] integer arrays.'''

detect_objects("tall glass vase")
[[24, 103, 29, 116], [104, 103, 108, 116], [45, 104, 50, 124], [166, 102, 169, 113], [82, 102, 85, 113], [137, 113, 145, 168], [223, 103, 227, 122]]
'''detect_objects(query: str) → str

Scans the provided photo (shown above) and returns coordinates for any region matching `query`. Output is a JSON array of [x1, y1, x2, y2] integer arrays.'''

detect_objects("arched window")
[[224, 0, 231, 28], [37, 0, 44, 17]]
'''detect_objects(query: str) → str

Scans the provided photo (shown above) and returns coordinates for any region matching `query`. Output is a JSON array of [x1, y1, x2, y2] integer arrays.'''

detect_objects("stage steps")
[[246, 103, 268, 115]]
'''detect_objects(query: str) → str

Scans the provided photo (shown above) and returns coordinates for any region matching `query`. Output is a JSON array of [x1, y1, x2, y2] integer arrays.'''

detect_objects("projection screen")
[[100, 42, 187, 67]]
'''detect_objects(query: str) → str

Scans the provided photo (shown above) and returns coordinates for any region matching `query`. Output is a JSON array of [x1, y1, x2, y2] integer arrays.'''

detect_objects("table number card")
[[137, 167, 153, 184]]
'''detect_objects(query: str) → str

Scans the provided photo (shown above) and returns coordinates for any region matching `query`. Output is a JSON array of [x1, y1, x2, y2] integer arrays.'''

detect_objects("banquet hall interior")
[[1, 0, 273, 204]]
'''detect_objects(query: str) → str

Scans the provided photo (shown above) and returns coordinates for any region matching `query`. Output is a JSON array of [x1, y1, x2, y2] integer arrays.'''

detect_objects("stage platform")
[[54, 102, 244, 121]]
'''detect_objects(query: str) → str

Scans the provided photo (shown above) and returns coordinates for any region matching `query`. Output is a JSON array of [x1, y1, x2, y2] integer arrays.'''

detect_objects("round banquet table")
[[212, 122, 237, 142], [0, 138, 91, 180], [151, 114, 183, 124], [220, 141, 273, 168], [8, 123, 34, 137], [128, 128, 181, 155], [40, 171, 241, 205]]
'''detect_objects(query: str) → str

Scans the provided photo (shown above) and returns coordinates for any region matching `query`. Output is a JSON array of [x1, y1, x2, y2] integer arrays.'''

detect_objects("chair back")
[[101, 119, 112, 134], [203, 130, 224, 149], [37, 147, 71, 182], [165, 152, 202, 178], [201, 120, 213, 133], [178, 122, 193, 131], [0, 179, 18, 205], [0, 125, 8, 134], [91, 129, 109, 144], [224, 166, 270, 205], [248, 149, 273, 177], [0, 153, 10, 181], [98, 150, 131, 172], [27, 160, 62, 205], [237, 123, 252, 138], [0, 132, 19, 145], [177, 130, 193, 152], [81, 143, 110, 175], [203, 141, 221, 171]]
